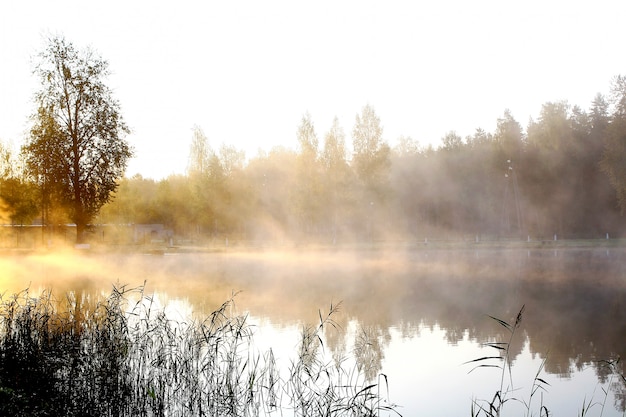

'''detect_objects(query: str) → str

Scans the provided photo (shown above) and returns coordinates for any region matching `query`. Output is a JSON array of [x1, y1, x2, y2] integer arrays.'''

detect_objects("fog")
[[67, 96, 622, 250], [3, 87, 626, 415], [1, 236, 624, 415], [2, 247, 624, 377]]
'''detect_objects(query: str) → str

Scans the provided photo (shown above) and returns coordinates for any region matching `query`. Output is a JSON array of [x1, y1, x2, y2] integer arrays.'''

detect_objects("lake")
[[1, 246, 625, 416]]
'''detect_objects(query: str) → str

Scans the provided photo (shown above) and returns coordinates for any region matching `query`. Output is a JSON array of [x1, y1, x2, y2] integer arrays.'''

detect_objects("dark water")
[[2, 247, 625, 416]]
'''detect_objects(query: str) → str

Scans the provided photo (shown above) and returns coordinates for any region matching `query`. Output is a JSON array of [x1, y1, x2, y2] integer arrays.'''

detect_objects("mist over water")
[[1, 246, 624, 415]]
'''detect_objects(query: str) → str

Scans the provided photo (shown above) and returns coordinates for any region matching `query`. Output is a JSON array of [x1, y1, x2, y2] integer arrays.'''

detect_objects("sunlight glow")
[[2, 1, 626, 178]]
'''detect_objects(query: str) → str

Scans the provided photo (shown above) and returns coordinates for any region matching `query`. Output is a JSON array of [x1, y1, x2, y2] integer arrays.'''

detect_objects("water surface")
[[2, 247, 624, 416]]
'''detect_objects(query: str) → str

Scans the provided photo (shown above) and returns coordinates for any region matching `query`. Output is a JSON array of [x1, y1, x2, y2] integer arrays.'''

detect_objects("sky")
[[2, 0, 626, 180]]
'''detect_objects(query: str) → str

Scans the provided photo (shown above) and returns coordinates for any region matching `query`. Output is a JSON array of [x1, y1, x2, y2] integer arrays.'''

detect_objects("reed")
[[466, 306, 626, 417], [285, 302, 398, 417], [0, 284, 400, 417], [465, 305, 552, 417]]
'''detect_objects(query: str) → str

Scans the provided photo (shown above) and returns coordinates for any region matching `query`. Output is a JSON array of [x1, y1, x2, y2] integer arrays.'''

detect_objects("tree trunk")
[[76, 222, 85, 244], [74, 200, 88, 245]]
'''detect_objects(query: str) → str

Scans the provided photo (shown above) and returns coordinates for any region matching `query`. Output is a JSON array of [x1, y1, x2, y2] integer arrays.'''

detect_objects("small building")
[[133, 224, 171, 244]]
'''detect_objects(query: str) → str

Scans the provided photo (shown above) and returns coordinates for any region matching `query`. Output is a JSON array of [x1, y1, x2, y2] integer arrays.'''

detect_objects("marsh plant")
[[467, 305, 626, 417], [0, 284, 400, 417], [466, 305, 549, 417]]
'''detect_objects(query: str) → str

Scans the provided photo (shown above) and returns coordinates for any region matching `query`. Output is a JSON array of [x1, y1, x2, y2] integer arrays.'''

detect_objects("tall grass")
[[467, 305, 626, 417], [0, 284, 400, 417]]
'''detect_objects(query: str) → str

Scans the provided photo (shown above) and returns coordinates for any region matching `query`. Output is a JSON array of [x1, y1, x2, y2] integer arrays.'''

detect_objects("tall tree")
[[186, 126, 227, 238], [245, 147, 298, 239], [525, 101, 578, 235], [393, 135, 420, 157], [293, 113, 321, 235], [441, 131, 463, 152], [601, 75, 626, 213], [494, 109, 524, 160], [352, 105, 390, 239], [589, 93, 610, 137], [218, 144, 245, 178], [566, 103, 616, 236], [23, 35, 132, 243], [352, 105, 390, 202], [321, 117, 353, 241], [187, 125, 213, 178], [572, 94, 622, 235], [527, 102, 570, 151]]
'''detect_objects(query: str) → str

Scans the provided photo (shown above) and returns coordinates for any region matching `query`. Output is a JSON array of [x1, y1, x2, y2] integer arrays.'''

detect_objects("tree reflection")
[[2, 247, 625, 411], [353, 324, 389, 382]]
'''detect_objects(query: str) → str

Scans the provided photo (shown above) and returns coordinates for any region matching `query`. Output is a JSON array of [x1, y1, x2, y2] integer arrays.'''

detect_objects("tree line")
[[101, 83, 626, 244], [4, 35, 626, 245]]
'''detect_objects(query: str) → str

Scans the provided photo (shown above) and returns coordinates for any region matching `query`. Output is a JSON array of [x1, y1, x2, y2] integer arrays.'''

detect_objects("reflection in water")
[[353, 324, 388, 382], [0, 247, 625, 414]]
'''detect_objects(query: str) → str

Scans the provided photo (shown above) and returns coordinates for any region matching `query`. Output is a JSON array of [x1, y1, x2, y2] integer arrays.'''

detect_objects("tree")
[[23, 35, 132, 243], [297, 112, 319, 157], [352, 105, 390, 202], [0, 142, 39, 226], [564, 102, 619, 236], [218, 144, 245, 178], [393, 135, 420, 157], [245, 147, 298, 239], [527, 102, 570, 151], [98, 174, 160, 225], [466, 128, 492, 149], [589, 93, 610, 137], [494, 109, 524, 160], [321, 117, 353, 241], [601, 75, 626, 213], [293, 113, 321, 235], [186, 126, 227, 238], [187, 125, 213, 178], [524, 102, 574, 235], [351, 105, 391, 239], [441, 131, 463, 151]]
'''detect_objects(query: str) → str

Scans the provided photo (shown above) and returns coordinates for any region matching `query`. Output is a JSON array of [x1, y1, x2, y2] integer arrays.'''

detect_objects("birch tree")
[[23, 35, 132, 243]]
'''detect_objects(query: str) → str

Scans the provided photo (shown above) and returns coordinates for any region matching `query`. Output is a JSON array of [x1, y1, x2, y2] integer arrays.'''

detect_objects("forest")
[[4, 78, 626, 246]]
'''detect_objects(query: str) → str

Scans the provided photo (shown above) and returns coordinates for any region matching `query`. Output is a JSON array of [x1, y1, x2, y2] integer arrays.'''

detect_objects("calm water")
[[1, 246, 625, 416]]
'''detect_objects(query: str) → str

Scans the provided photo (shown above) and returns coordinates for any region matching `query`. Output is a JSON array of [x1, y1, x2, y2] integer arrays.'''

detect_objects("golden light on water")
[[0, 247, 624, 415]]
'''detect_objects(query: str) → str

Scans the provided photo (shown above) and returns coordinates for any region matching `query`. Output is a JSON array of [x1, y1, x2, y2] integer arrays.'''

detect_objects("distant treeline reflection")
[[149, 248, 625, 403], [0, 283, 398, 416], [0, 247, 624, 413]]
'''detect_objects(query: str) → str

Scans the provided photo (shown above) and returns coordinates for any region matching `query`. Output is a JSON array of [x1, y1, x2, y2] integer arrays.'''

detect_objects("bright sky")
[[2, 1, 625, 179]]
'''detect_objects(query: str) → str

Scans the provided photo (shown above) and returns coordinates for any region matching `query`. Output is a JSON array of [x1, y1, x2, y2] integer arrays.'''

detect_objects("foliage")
[[0, 285, 400, 416], [293, 113, 322, 236], [601, 75, 626, 213], [7, 50, 626, 244], [98, 94, 626, 244], [352, 104, 391, 205], [321, 117, 355, 242], [0, 143, 39, 225], [0, 177, 39, 225], [22, 35, 132, 242]]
